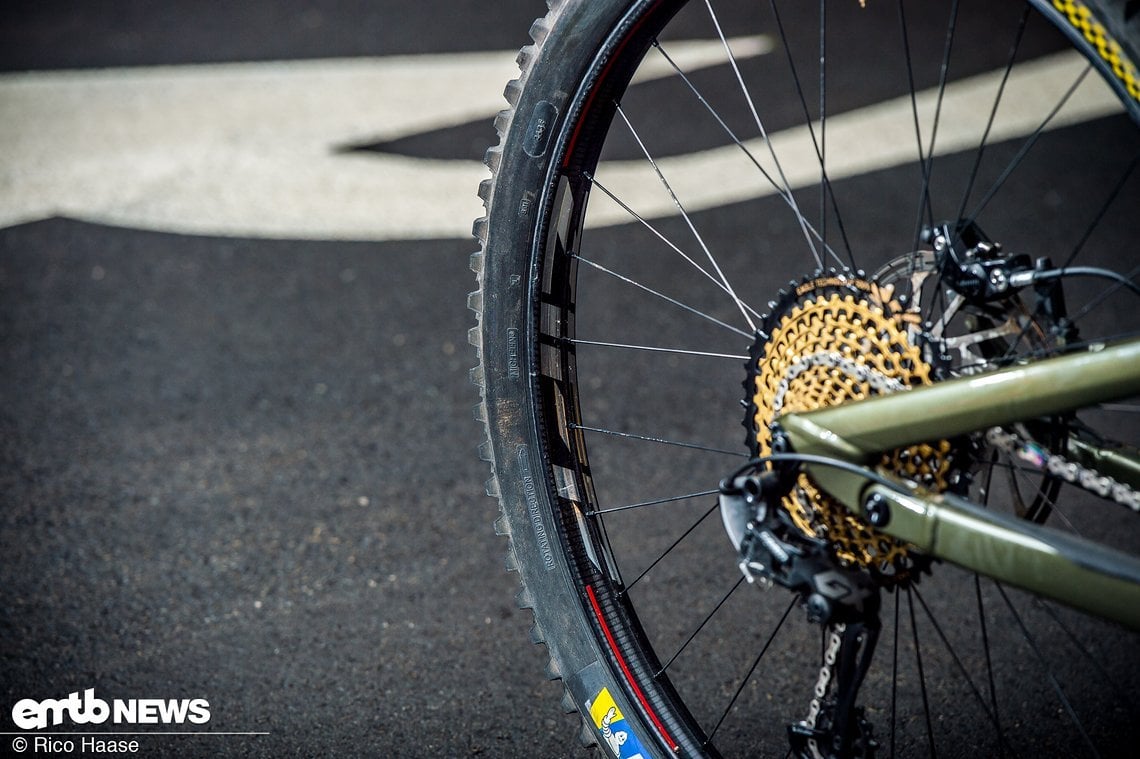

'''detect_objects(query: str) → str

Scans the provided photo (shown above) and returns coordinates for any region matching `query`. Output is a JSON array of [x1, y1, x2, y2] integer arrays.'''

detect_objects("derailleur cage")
[[719, 466, 884, 758], [718, 469, 880, 626], [788, 622, 882, 759]]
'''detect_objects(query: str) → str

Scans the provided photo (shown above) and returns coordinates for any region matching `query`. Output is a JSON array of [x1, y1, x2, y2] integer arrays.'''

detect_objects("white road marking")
[[0, 38, 767, 241], [1, 51, 525, 240], [0, 43, 1120, 241], [587, 50, 1123, 228]]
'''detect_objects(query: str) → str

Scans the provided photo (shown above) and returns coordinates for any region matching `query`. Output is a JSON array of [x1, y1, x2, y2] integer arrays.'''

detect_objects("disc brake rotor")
[[747, 273, 954, 584]]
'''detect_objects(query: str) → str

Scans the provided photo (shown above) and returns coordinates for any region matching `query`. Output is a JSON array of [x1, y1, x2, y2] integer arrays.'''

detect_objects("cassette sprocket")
[[746, 272, 954, 585]]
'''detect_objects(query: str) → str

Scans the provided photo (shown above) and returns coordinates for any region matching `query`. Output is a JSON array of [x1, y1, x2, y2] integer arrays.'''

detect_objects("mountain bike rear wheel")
[[471, 1, 1140, 756]]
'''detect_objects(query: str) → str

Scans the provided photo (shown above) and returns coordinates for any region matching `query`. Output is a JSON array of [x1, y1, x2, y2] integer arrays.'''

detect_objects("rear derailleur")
[[719, 468, 881, 759]]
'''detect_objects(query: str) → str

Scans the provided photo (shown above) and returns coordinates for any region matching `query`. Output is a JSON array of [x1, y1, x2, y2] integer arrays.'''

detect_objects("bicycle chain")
[[778, 358, 1139, 513], [797, 623, 846, 759], [767, 325, 1139, 516], [772, 352, 907, 415], [777, 360, 1139, 513], [785, 429, 1138, 759], [985, 427, 1140, 511]]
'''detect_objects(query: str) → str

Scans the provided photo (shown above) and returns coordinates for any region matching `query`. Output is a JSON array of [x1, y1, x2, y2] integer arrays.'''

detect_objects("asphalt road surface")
[[2, 2, 1138, 758], [1, 2, 568, 756]]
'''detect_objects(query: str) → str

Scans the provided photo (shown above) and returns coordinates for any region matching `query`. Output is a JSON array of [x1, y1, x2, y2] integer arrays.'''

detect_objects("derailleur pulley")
[[718, 469, 880, 626]]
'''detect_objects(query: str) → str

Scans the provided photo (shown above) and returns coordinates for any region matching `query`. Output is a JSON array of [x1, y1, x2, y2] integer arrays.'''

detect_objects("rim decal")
[[588, 687, 652, 759], [586, 584, 680, 753]]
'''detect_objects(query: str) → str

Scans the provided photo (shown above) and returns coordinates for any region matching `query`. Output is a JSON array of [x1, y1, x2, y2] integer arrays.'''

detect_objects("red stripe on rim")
[[585, 583, 680, 753], [561, 0, 668, 168]]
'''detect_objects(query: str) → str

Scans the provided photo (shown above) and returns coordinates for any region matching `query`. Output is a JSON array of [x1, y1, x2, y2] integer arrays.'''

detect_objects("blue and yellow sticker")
[[588, 687, 649, 759]]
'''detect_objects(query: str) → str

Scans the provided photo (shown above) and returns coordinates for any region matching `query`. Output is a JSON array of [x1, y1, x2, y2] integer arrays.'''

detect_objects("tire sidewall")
[[479, 1, 678, 757]]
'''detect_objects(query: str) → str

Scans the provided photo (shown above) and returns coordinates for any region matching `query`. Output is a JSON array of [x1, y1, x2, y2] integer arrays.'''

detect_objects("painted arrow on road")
[[0, 38, 769, 241], [0, 40, 1121, 241]]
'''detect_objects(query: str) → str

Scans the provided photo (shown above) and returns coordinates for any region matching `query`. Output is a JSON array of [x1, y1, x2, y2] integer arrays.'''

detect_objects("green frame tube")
[[779, 338, 1140, 629]]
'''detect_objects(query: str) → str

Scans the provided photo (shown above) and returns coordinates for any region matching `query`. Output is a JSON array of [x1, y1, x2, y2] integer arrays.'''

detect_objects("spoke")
[[818, 0, 827, 256], [994, 583, 1101, 758], [986, 458, 1081, 534], [965, 63, 1094, 225], [615, 102, 758, 332], [569, 423, 747, 458], [913, 585, 1014, 754], [897, 0, 932, 246], [594, 508, 627, 608], [955, 5, 1031, 222], [975, 452, 1008, 756], [907, 587, 939, 758], [1070, 265, 1140, 322], [954, 326, 1140, 376], [920, 271, 955, 343], [704, 597, 797, 744], [974, 577, 1006, 756], [937, 313, 1021, 350], [656, 576, 747, 676], [652, 39, 848, 268], [569, 338, 748, 361], [890, 592, 900, 759], [1014, 470, 1079, 535], [584, 171, 765, 324], [912, 0, 962, 246], [992, 312, 1063, 369], [765, 0, 855, 266], [575, 254, 753, 339], [623, 502, 719, 593], [1061, 152, 1140, 269], [1031, 597, 1132, 708], [589, 489, 721, 516], [703, 0, 823, 270]]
